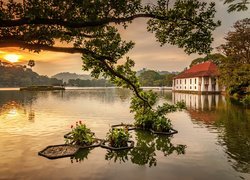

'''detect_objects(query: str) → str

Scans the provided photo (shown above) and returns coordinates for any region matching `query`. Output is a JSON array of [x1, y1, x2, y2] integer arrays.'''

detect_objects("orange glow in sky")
[[4, 54, 21, 63]]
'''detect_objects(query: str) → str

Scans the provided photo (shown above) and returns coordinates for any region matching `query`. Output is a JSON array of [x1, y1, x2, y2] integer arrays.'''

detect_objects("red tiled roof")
[[174, 61, 219, 79]]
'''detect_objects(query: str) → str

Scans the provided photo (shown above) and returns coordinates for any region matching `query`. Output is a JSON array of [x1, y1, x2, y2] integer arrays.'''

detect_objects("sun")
[[4, 54, 20, 63]]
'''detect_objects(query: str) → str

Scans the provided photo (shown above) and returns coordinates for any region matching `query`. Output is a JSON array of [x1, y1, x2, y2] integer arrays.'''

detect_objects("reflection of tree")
[[0, 91, 38, 107], [216, 102, 250, 173], [155, 135, 186, 156], [185, 95, 250, 174], [70, 148, 91, 164], [105, 149, 130, 163], [130, 130, 157, 167], [28, 110, 35, 122], [105, 130, 186, 167]]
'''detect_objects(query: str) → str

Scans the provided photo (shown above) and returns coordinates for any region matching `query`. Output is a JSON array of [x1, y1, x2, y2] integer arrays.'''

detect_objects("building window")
[[190, 86, 192, 89], [180, 79, 182, 84], [185, 86, 186, 89], [185, 79, 186, 84], [195, 86, 196, 89], [190, 79, 192, 84], [195, 79, 196, 84]]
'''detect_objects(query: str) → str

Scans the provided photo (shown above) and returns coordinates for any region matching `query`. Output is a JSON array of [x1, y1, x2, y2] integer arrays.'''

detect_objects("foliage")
[[66, 121, 95, 146], [130, 90, 185, 130], [218, 18, 250, 64], [28, 60, 35, 69], [152, 117, 172, 132], [189, 53, 226, 67], [241, 94, 250, 106], [138, 70, 176, 87], [224, 0, 249, 12], [68, 78, 113, 87], [218, 18, 250, 96], [0, 0, 220, 128], [52, 72, 91, 83], [0, 63, 62, 87], [106, 128, 130, 148]]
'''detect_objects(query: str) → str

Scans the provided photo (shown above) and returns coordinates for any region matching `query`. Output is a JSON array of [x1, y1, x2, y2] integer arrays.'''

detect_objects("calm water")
[[0, 88, 249, 180]]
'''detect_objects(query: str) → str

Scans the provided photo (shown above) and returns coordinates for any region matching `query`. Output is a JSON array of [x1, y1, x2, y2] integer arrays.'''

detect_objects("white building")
[[172, 61, 221, 94]]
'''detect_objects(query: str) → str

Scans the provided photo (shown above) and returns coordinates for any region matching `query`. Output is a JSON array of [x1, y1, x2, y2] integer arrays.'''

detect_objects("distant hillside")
[[52, 72, 92, 83], [136, 68, 179, 76], [0, 62, 62, 87]]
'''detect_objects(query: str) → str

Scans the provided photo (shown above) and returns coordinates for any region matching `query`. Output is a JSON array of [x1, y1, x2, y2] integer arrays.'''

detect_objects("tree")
[[189, 53, 226, 67], [0, 0, 220, 129], [224, 0, 249, 12], [139, 70, 162, 86], [218, 18, 250, 95], [138, 70, 175, 87], [28, 59, 35, 70]]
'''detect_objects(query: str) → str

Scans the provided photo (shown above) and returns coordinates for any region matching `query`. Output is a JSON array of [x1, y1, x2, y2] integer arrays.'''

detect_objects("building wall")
[[172, 76, 220, 92], [173, 77, 200, 92]]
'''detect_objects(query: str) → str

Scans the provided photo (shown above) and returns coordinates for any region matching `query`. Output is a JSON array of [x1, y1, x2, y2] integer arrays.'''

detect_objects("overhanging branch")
[[0, 39, 113, 61], [100, 60, 152, 109], [0, 14, 167, 28]]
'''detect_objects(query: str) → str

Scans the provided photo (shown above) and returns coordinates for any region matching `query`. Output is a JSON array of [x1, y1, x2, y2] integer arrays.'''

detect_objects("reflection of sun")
[[4, 54, 20, 63], [7, 109, 18, 118]]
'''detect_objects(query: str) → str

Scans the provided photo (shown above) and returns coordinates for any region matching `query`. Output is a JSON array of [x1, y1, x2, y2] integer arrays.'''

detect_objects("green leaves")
[[147, 0, 220, 55], [107, 128, 130, 148], [130, 90, 186, 130], [218, 18, 250, 96], [224, 0, 249, 12], [66, 122, 95, 146]]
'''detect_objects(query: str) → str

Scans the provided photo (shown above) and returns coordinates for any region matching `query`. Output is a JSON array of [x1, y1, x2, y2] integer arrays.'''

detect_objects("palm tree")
[[28, 60, 35, 70]]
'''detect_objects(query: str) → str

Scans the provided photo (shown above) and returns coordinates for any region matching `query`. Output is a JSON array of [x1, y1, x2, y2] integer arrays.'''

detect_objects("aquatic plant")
[[66, 121, 95, 146], [131, 91, 186, 131], [106, 128, 130, 148]]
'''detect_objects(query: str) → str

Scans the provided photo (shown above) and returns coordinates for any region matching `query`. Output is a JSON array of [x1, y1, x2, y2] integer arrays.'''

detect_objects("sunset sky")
[[0, 0, 249, 76]]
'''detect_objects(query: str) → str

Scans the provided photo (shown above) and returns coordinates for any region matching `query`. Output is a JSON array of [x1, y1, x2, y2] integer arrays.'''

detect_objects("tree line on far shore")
[[0, 63, 62, 87], [0, 62, 177, 88]]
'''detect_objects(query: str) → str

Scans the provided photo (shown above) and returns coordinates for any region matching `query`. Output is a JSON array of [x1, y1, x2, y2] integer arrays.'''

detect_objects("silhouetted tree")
[[28, 60, 35, 70]]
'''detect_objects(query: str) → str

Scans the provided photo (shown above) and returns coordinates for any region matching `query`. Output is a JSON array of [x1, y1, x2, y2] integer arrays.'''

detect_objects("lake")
[[0, 88, 249, 180]]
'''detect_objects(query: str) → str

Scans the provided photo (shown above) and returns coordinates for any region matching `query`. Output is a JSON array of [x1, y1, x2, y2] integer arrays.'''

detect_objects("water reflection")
[[0, 101, 35, 122], [70, 148, 92, 164], [105, 130, 186, 167], [0, 89, 249, 179], [172, 92, 250, 174], [172, 92, 225, 111]]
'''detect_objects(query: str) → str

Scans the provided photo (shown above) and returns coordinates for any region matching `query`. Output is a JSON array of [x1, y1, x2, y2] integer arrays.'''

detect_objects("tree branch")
[[99, 60, 152, 109], [0, 39, 113, 61], [0, 14, 167, 28]]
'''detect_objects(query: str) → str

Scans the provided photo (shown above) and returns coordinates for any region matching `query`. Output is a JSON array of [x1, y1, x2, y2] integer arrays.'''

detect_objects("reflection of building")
[[172, 61, 221, 93], [173, 92, 225, 111]]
